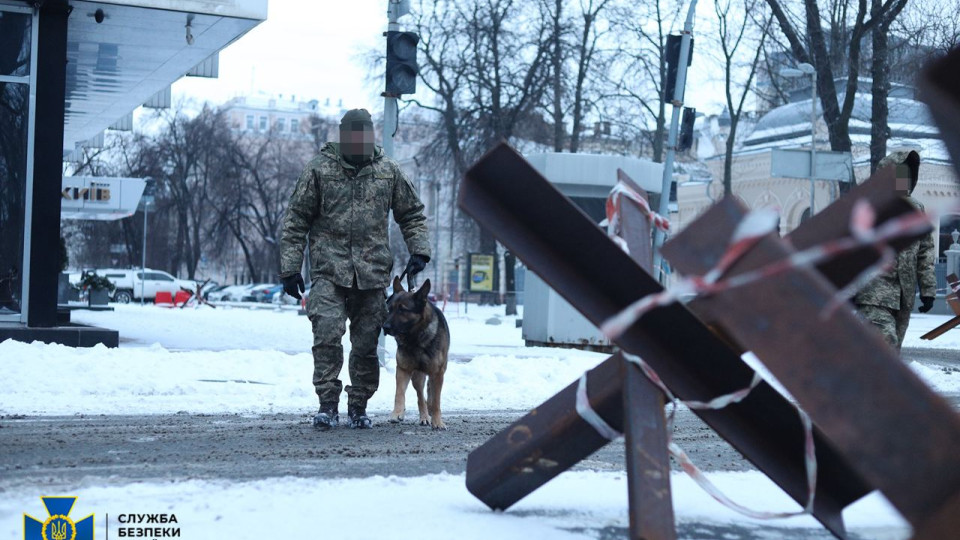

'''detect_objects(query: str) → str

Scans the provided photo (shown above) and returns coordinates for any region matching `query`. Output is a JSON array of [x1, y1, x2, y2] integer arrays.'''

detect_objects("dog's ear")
[[414, 279, 431, 303], [393, 275, 404, 293]]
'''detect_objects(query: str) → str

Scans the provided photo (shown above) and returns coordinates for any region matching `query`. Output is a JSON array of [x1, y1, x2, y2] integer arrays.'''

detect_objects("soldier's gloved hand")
[[281, 273, 305, 300], [919, 296, 935, 313], [404, 254, 430, 277]]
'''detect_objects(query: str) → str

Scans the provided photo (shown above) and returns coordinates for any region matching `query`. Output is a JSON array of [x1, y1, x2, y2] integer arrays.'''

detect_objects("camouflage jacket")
[[854, 195, 937, 311], [278, 143, 431, 290]]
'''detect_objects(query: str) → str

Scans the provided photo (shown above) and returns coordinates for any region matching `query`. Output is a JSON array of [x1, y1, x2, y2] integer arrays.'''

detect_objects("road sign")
[[771, 148, 852, 181]]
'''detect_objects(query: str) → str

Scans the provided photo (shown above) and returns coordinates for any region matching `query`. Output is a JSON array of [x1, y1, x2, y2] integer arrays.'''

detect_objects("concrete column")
[[27, 0, 69, 327]]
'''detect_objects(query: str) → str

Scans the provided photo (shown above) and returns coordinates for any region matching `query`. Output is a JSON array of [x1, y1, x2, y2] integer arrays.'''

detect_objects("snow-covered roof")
[[744, 93, 937, 148]]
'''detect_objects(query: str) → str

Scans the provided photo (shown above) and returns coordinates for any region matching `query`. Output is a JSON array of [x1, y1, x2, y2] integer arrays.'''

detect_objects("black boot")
[[313, 402, 339, 430], [348, 405, 372, 429]]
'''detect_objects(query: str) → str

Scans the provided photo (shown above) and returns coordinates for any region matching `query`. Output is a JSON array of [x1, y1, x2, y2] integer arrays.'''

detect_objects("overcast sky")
[[172, 0, 731, 119], [173, 1, 390, 111]]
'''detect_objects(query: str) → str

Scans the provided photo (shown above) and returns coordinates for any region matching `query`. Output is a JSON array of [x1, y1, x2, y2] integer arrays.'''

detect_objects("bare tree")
[[604, 0, 682, 162], [868, 0, 908, 172], [146, 104, 235, 278], [715, 0, 772, 195], [209, 128, 312, 282], [410, 0, 552, 276], [764, 0, 908, 189], [542, 0, 614, 152]]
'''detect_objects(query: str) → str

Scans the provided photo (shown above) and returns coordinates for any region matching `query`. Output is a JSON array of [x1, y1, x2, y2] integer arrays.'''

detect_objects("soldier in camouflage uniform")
[[854, 150, 937, 353], [278, 109, 431, 429]]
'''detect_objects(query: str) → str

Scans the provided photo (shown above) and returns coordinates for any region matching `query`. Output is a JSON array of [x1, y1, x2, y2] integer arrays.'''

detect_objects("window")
[[0, 6, 36, 322], [146, 272, 175, 282], [246, 115, 254, 130], [291, 119, 299, 133], [259, 116, 267, 131], [276, 118, 285, 132]]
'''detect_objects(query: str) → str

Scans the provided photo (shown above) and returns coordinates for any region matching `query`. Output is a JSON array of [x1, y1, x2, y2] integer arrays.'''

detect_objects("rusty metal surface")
[[784, 164, 925, 289], [622, 356, 675, 540], [661, 196, 960, 531], [458, 142, 861, 538], [616, 169, 654, 273], [918, 47, 960, 178], [919, 315, 960, 341], [912, 490, 960, 540], [465, 354, 624, 510]]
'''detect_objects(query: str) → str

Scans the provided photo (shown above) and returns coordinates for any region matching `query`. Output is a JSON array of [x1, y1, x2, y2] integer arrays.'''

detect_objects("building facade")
[[676, 82, 960, 260], [0, 0, 266, 346]]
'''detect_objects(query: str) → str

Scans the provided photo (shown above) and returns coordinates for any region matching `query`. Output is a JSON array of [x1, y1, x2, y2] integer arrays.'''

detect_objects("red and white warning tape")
[[600, 199, 933, 339], [604, 181, 671, 251], [575, 198, 936, 521], [575, 352, 817, 520]]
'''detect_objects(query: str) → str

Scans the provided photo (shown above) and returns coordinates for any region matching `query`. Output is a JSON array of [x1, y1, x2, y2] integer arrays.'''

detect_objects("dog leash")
[[398, 269, 418, 291]]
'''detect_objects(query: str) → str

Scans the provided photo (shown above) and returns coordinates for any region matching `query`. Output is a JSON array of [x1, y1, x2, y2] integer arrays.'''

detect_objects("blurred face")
[[895, 164, 910, 195], [340, 122, 375, 164]]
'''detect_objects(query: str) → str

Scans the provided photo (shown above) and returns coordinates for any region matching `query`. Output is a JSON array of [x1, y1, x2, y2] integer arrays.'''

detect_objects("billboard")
[[468, 253, 495, 292]]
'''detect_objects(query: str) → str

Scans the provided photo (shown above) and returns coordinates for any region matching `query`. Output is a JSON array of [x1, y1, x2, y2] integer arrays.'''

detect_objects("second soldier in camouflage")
[[853, 150, 937, 354]]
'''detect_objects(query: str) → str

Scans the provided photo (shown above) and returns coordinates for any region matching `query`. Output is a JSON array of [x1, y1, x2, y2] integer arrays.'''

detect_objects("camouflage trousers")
[[307, 278, 386, 409], [856, 304, 911, 352]]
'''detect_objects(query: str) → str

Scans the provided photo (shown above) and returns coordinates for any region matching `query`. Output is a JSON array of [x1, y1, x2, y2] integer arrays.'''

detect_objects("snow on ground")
[[0, 303, 606, 416], [0, 471, 910, 540], [0, 302, 954, 539], [0, 304, 957, 416]]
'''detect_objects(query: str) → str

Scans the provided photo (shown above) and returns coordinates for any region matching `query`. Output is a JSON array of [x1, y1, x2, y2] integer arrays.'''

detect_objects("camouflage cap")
[[340, 108, 373, 130], [878, 149, 920, 193]]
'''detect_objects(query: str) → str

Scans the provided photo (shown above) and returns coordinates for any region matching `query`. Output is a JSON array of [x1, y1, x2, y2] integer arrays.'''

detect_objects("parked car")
[[89, 268, 196, 303], [207, 284, 255, 302], [253, 284, 284, 303], [243, 283, 280, 303], [272, 285, 305, 306], [203, 284, 229, 300]]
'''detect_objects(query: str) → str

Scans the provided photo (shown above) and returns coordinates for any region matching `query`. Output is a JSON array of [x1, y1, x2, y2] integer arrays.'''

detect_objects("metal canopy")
[[63, 0, 267, 153]]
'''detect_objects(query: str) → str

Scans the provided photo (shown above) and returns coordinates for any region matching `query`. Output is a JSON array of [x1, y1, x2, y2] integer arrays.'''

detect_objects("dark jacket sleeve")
[[278, 165, 320, 278]]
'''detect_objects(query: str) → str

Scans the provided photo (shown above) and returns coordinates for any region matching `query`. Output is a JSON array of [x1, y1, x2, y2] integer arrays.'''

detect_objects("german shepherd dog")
[[383, 276, 450, 430]]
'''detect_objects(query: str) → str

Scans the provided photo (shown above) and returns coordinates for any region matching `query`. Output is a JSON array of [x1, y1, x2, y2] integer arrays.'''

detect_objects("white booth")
[[521, 152, 663, 351]]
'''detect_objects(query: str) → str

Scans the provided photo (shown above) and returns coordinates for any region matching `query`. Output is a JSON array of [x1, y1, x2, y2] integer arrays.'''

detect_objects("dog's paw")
[[418, 416, 430, 426], [388, 412, 404, 423], [431, 419, 447, 431]]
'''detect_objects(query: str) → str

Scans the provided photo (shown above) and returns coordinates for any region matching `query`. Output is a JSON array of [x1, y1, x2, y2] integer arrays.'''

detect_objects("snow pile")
[[0, 471, 909, 540]]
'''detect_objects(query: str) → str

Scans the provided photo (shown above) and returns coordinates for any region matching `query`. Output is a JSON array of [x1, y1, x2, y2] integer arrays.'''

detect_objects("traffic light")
[[385, 31, 419, 95], [664, 34, 694, 101], [678, 107, 696, 152]]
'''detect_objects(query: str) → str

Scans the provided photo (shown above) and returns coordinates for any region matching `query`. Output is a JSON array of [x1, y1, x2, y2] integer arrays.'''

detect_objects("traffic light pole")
[[383, 2, 401, 159], [651, 0, 698, 283], [379, 0, 405, 366]]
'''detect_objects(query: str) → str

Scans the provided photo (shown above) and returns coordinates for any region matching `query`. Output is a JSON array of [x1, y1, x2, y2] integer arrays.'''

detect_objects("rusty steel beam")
[[918, 47, 960, 177], [661, 197, 960, 535], [466, 354, 625, 510], [785, 164, 925, 290], [465, 353, 675, 540], [615, 169, 654, 273], [622, 356, 675, 540], [458, 143, 864, 539]]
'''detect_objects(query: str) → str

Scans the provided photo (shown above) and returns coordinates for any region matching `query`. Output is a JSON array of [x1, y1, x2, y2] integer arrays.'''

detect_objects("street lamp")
[[780, 62, 818, 217]]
